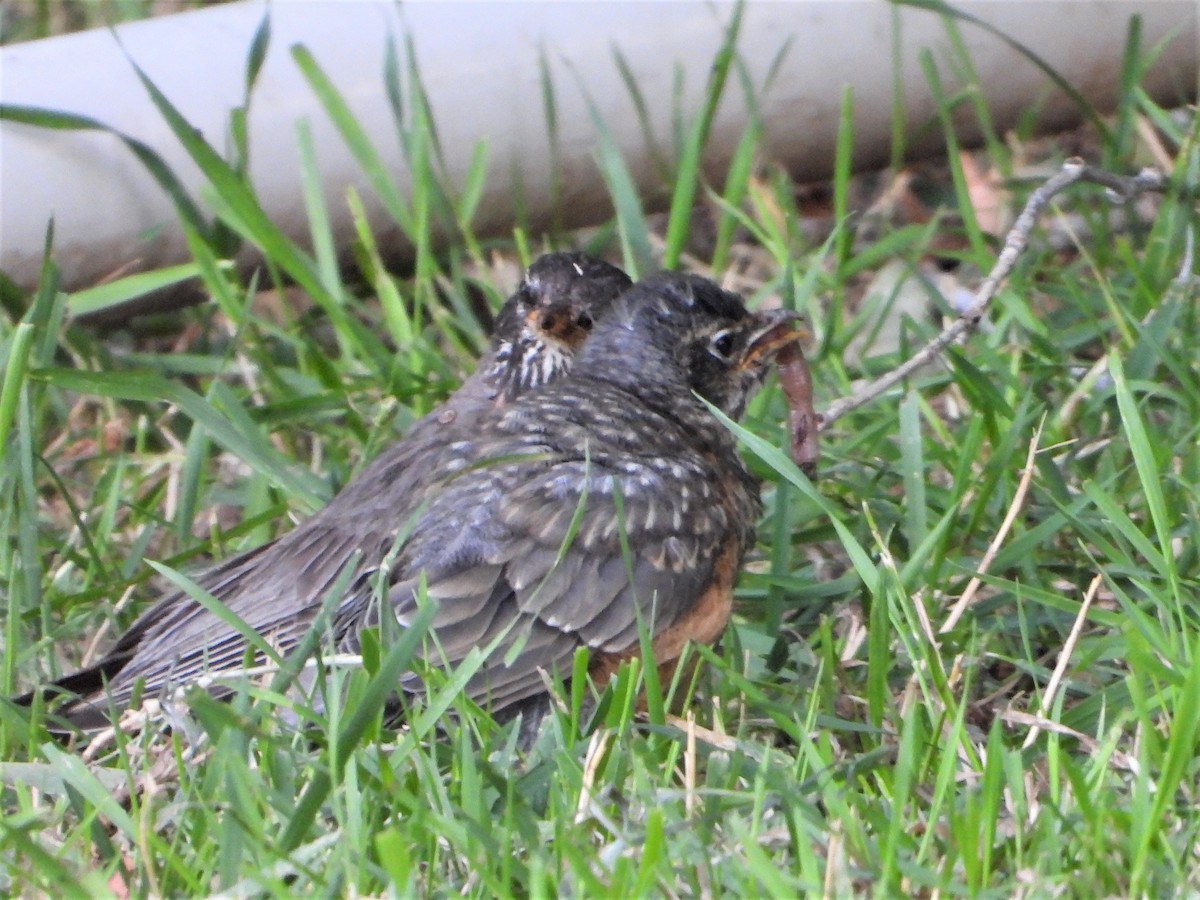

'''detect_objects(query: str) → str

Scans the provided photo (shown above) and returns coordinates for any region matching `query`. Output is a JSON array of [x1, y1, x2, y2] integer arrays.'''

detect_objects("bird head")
[[685, 303, 808, 419], [488, 252, 632, 400], [577, 272, 807, 419]]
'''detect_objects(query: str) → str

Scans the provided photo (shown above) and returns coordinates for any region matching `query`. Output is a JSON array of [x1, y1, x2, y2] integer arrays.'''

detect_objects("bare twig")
[[820, 160, 1170, 427]]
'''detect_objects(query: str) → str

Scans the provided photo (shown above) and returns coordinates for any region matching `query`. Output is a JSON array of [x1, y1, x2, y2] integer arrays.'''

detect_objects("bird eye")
[[709, 329, 736, 360], [517, 283, 539, 310], [576, 312, 594, 331]]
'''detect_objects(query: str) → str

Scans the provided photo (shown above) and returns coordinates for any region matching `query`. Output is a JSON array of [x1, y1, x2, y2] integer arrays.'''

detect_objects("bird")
[[453, 251, 633, 408], [330, 272, 806, 724], [40, 271, 802, 734], [20, 251, 632, 730]]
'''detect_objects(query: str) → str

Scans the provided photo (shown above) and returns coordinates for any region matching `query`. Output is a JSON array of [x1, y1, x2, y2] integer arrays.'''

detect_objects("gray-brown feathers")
[[24, 268, 797, 735]]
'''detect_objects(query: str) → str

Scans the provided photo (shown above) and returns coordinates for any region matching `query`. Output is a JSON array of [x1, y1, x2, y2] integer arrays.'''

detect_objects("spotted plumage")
[[19, 252, 631, 730], [326, 272, 804, 718]]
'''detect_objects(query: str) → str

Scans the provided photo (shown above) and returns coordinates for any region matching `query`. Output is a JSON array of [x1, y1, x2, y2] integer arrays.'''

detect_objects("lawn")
[[1, 5, 1198, 896]]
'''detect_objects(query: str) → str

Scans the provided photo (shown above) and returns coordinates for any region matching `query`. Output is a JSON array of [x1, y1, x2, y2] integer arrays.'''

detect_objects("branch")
[[819, 159, 1171, 428]]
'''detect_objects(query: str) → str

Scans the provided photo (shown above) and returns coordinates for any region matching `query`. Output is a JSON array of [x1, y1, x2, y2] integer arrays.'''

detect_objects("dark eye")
[[576, 311, 594, 331], [709, 329, 736, 360], [517, 285, 539, 310]]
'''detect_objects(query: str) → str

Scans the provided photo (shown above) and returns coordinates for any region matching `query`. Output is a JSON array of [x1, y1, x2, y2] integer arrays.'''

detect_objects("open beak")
[[742, 309, 809, 367], [530, 301, 591, 349]]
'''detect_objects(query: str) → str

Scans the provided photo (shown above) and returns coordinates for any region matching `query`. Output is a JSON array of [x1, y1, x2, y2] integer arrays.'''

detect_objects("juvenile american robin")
[[456, 251, 633, 407], [22, 252, 631, 729], [332, 272, 804, 720]]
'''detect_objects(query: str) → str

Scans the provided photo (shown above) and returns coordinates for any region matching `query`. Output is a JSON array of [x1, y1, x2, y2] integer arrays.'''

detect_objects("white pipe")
[[0, 1, 1194, 306]]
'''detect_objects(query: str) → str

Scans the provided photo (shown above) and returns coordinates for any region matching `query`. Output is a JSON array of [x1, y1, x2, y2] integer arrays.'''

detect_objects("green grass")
[[2, 6, 1199, 897]]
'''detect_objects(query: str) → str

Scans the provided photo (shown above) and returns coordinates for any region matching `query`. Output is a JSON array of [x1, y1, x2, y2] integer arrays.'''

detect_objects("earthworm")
[[777, 341, 820, 477]]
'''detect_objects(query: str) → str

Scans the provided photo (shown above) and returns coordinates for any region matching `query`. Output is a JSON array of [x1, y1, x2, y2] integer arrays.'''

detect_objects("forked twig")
[[820, 159, 1171, 427]]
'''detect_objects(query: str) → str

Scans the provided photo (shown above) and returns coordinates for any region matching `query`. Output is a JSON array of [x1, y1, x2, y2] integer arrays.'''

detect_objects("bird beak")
[[743, 309, 809, 366], [529, 302, 587, 347]]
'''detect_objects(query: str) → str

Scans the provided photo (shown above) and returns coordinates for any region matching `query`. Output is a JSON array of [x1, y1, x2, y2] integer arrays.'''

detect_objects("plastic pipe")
[[0, 1, 1195, 313]]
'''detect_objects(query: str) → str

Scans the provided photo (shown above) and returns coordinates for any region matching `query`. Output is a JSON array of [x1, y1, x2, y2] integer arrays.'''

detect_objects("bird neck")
[[572, 318, 693, 413], [483, 334, 573, 402]]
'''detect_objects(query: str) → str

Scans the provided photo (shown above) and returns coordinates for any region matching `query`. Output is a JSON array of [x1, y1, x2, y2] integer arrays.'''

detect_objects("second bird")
[[28, 252, 631, 729]]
